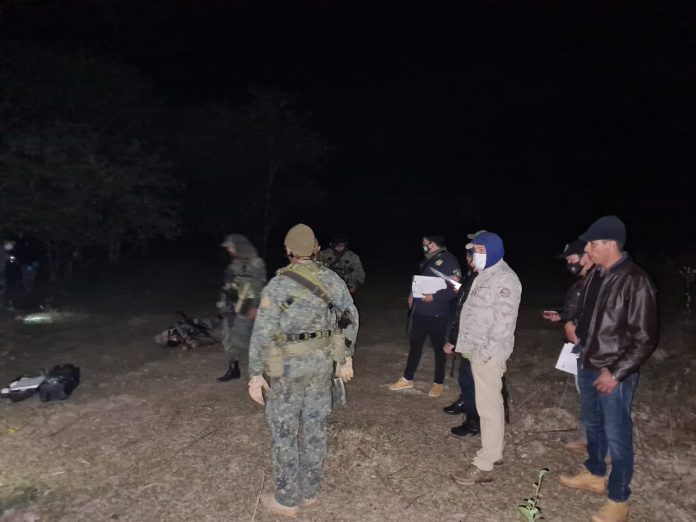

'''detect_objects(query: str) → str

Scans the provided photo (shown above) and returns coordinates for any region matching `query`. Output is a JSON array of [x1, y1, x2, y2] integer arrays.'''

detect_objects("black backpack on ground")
[[39, 364, 80, 402]]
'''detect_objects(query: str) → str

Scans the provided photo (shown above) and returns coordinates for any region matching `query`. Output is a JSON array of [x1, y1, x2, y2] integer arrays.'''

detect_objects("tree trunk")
[[262, 128, 277, 257]]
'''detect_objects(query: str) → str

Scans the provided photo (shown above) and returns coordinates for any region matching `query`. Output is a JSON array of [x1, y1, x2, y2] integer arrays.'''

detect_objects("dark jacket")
[[580, 256, 658, 381], [560, 276, 587, 323], [413, 248, 461, 317], [446, 270, 478, 344]]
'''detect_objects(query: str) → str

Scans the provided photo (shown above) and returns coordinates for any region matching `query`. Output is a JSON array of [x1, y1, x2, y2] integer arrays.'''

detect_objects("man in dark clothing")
[[442, 249, 480, 435], [560, 216, 658, 522], [0, 240, 14, 307], [543, 239, 596, 450], [14, 235, 41, 294], [389, 235, 461, 398]]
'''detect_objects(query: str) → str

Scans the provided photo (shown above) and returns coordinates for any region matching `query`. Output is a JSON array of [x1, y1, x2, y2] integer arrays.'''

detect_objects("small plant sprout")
[[678, 266, 696, 318], [517, 468, 549, 521]]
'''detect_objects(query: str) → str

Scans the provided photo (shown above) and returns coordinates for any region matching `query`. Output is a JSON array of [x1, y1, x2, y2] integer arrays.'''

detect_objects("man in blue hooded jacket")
[[451, 232, 521, 485]]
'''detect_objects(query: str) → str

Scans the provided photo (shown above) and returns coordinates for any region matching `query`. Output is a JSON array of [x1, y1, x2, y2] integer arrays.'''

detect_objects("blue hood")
[[473, 232, 504, 268]]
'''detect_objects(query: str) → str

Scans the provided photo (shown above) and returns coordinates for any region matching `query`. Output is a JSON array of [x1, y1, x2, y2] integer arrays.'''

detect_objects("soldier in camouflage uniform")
[[248, 224, 358, 519], [317, 233, 365, 293], [216, 234, 267, 382]]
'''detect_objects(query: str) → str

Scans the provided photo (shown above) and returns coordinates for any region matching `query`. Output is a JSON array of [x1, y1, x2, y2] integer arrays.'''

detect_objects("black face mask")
[[566, 262, 583, 276]]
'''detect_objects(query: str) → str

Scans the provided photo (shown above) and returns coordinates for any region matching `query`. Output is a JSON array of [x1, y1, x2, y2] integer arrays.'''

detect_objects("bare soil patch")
[[1, 272, 694, 521]]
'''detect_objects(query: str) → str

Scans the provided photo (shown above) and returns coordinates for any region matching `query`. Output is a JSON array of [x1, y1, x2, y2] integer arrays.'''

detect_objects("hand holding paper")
[[411, 275, 447, 298]]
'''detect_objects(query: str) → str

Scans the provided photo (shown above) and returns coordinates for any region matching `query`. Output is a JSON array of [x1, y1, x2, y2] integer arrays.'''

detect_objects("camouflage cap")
[[284, 224, 317, 257]]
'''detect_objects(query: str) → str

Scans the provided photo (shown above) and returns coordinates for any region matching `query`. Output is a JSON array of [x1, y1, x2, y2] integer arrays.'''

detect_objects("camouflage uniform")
[[249, 260, 358, 507], [317, 248, 365, 290], [217, 254, 267, 362]]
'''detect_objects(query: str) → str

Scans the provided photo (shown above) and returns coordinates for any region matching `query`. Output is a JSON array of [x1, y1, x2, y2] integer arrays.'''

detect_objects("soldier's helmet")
[[221, 233, 258, 259], [284, 224, 318, 257], [329, 233, 348, 248]]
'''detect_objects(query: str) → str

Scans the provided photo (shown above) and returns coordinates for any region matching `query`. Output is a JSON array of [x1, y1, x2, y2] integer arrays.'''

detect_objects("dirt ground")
[[1, 265, 695, 522]]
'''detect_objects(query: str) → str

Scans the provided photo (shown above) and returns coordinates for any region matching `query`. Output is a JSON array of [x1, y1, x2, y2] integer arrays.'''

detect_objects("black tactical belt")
[[285, 330, 333, 342]]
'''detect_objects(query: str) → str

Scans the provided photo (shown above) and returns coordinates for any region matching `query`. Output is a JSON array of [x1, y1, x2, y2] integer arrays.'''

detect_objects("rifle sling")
[[280, 270, 336, 311]]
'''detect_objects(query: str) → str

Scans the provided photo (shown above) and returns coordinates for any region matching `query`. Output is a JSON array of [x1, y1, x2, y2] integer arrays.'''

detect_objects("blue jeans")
[[457, 357, 478, 419], [578, 367, 639, 502]]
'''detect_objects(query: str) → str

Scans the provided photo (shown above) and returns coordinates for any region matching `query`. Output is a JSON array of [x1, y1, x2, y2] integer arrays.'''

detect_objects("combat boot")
[[591, 500, 629, 522], [451, 416, 480, 437], [260, 493, 299, 519], [217, 360, 241, 382], [559, 468, 607, 495]]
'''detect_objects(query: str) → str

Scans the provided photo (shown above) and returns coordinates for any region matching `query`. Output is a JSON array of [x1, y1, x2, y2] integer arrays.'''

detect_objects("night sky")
[[3, 0, 695, 277]]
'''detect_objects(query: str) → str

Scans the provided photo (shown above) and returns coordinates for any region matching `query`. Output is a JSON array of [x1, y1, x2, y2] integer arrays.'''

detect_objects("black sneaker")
[[443, 399, 466, 415]]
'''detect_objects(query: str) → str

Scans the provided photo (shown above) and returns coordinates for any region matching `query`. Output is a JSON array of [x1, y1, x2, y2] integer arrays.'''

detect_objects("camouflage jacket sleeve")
[[217, 264, 238, 309], [317, 249, 335, 266], [345, 251, 366, 287], [321, 269, 360, 356], [247, 257, 268, 308], [248, 277, 284, 376]]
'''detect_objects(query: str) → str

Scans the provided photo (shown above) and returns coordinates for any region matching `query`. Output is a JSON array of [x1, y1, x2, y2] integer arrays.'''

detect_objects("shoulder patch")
[[499, 288, 511, 298], [435, 259, 444, 266]]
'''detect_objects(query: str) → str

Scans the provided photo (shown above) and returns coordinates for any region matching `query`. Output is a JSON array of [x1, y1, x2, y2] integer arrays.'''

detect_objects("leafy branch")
[[517, 468, 549, 521]]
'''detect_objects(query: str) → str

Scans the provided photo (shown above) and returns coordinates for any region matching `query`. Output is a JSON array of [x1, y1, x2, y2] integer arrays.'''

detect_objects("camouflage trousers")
[[221, 315, 253, 361], [266, 372, 332, 507]]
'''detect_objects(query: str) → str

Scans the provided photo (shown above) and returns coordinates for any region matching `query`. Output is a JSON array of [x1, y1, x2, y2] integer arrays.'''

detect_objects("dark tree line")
[[0, 42, 327, 279]]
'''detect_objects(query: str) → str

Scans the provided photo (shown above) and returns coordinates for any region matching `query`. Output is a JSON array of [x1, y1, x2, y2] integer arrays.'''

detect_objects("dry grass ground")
[[1, 269, 695, 521]]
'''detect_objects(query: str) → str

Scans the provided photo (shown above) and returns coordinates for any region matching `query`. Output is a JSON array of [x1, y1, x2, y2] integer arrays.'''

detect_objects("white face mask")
[[473, 252, 487, 271]]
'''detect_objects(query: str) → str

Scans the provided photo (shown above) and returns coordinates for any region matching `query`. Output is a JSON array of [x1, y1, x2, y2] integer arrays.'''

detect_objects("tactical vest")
[[264, 263, 347, 378]]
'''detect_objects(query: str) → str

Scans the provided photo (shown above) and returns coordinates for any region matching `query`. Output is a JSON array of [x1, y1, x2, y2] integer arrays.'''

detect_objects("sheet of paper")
[[428, 267, 462, 290], [411, 275, 447, 298], [9, 376, 45, 391], [555, 342, 579, 375]]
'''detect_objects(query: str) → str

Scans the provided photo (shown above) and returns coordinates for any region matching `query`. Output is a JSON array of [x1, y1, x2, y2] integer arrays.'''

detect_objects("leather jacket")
[[561, 277, 585, 323], [581, 256, 658, 381]]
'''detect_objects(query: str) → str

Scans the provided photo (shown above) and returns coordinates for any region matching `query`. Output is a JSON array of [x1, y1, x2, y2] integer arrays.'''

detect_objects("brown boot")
[[389, 377, 414, 391], [260, 493, 299, 519], [451, 465, 493, 485], [591, 500, 629, 522], [428, 383, 444, 397], [559, 468, 607, 495]]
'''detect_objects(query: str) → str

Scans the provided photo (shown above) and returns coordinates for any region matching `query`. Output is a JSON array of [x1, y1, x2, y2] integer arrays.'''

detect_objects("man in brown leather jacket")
[[559, 216, 658, 522]]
